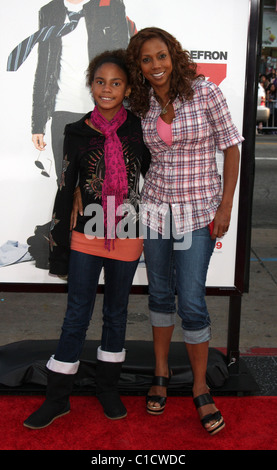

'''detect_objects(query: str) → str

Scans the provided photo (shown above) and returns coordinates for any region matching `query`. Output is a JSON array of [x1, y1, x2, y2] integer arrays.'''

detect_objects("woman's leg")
[[149, 324, 174, 403], [174, 227, 223, 432], [143, 224, 176, 411], [186, 341, 224, 434]]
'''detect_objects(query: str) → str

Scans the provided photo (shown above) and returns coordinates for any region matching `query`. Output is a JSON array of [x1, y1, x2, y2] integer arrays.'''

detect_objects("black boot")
[[23, 369, 76, 429], [96, 348, 127, 420]]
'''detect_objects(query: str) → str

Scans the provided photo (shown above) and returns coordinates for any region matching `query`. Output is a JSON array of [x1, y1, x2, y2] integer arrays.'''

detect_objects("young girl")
[[24, 49, 151, 429]]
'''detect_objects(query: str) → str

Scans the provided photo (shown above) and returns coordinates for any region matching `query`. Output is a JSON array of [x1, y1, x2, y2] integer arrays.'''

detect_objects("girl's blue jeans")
[[54, 250, 139, 363]]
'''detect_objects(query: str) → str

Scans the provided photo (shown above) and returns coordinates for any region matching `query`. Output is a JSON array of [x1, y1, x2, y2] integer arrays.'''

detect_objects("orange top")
[[70, 230, 143, 262]]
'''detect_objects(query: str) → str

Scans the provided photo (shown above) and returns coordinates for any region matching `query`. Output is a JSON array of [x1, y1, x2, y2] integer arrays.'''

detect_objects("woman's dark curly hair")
[[86, 49, 130, 88], [126, 27, 203, 117]]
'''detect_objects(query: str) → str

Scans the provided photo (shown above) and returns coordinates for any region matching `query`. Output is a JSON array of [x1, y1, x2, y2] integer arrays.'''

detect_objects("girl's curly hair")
[[126, 27, 203, 118], [86, 49, 130, 88]]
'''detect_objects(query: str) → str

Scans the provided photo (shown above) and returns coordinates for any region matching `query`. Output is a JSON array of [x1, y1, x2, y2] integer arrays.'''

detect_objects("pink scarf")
[[90, 105, 128, 249]]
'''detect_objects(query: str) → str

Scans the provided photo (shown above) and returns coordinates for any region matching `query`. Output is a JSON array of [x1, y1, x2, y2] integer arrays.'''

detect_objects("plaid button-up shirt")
[[140, 80, 244, 235]]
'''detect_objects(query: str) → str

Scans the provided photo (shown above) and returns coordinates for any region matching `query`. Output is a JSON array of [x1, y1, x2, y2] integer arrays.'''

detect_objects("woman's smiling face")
[[140, 37, 173, 92]]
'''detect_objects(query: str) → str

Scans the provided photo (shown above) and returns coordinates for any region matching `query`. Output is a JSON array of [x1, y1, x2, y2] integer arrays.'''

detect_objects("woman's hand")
[[32, 134, 46, 151], [210, 202, 232, 239], [210, 145, 240, 240], [70, 186, 83, 230]]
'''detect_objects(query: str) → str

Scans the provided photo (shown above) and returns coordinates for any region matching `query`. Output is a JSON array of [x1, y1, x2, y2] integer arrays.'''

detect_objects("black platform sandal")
[[146, 374, 171, 415], [193, 393, 225, 435]]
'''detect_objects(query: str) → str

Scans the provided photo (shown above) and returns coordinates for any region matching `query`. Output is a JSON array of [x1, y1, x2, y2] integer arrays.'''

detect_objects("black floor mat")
[[242, 355, 277, 396], [0, 340, 264, 395]]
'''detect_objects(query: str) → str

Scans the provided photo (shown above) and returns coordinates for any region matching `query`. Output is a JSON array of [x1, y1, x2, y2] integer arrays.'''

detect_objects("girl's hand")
[[70, 186, 83, 230]]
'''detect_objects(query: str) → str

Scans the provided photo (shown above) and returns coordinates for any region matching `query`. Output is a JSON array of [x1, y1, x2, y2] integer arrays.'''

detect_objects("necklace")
[[160, 99, 171, 115]]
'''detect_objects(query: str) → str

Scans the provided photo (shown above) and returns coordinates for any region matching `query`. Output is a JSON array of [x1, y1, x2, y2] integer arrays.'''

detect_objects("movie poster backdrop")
[[0, 0, 250, 288]]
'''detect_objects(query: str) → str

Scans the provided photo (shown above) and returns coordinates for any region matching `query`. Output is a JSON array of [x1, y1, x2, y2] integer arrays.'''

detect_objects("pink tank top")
[[156, 116, 172, 146]]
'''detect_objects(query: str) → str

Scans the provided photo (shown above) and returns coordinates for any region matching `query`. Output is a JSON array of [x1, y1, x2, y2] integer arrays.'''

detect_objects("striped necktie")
[[7, 10, 84, 72]]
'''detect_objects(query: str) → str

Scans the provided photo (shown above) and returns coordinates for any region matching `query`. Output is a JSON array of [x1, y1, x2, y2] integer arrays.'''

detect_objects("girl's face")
[[139, 37, 173, 93], [91, 63, 131, 120]]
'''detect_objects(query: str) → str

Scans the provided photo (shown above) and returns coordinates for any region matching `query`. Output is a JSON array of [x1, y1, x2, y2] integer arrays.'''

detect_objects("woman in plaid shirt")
[[127, 27, 244, 435]]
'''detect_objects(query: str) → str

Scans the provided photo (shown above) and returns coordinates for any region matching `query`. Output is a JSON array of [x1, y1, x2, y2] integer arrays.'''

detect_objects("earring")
[[124, 95, 130, 109]]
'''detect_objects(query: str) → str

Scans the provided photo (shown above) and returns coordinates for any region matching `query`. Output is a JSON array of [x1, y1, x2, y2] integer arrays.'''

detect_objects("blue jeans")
[[143, 224, 216, 344], [54, 250, 139, 363]]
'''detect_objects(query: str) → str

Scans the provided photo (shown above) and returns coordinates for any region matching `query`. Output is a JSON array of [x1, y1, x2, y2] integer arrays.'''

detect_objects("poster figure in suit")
[[7, 0, 136, 269]]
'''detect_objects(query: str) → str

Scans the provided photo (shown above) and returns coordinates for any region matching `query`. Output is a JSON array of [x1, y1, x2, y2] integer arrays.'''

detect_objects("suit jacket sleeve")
[[108, 0, 129, 48], [32, 1, 65, 134]]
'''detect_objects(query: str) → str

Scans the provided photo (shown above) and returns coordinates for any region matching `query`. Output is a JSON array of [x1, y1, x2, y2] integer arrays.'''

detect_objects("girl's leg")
[[54, 250, 103, 363], [95, 256, 140, 419], [101, 256, 139, 352], [24, 250, 103, 429]]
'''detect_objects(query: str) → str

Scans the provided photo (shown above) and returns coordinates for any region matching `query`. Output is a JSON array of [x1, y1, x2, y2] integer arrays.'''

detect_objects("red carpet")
[[1, 395, 276, 451]]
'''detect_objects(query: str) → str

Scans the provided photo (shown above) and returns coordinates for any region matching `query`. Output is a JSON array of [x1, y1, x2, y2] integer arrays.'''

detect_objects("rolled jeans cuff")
[[149, 310, 176, 327], [183, 325, 211, 344], [47, 355, 80, 375], [97, 346, 126, 363]]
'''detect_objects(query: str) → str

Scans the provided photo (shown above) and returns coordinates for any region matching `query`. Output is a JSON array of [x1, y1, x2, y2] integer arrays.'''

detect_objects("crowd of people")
[[259, 70, 277, 129]]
